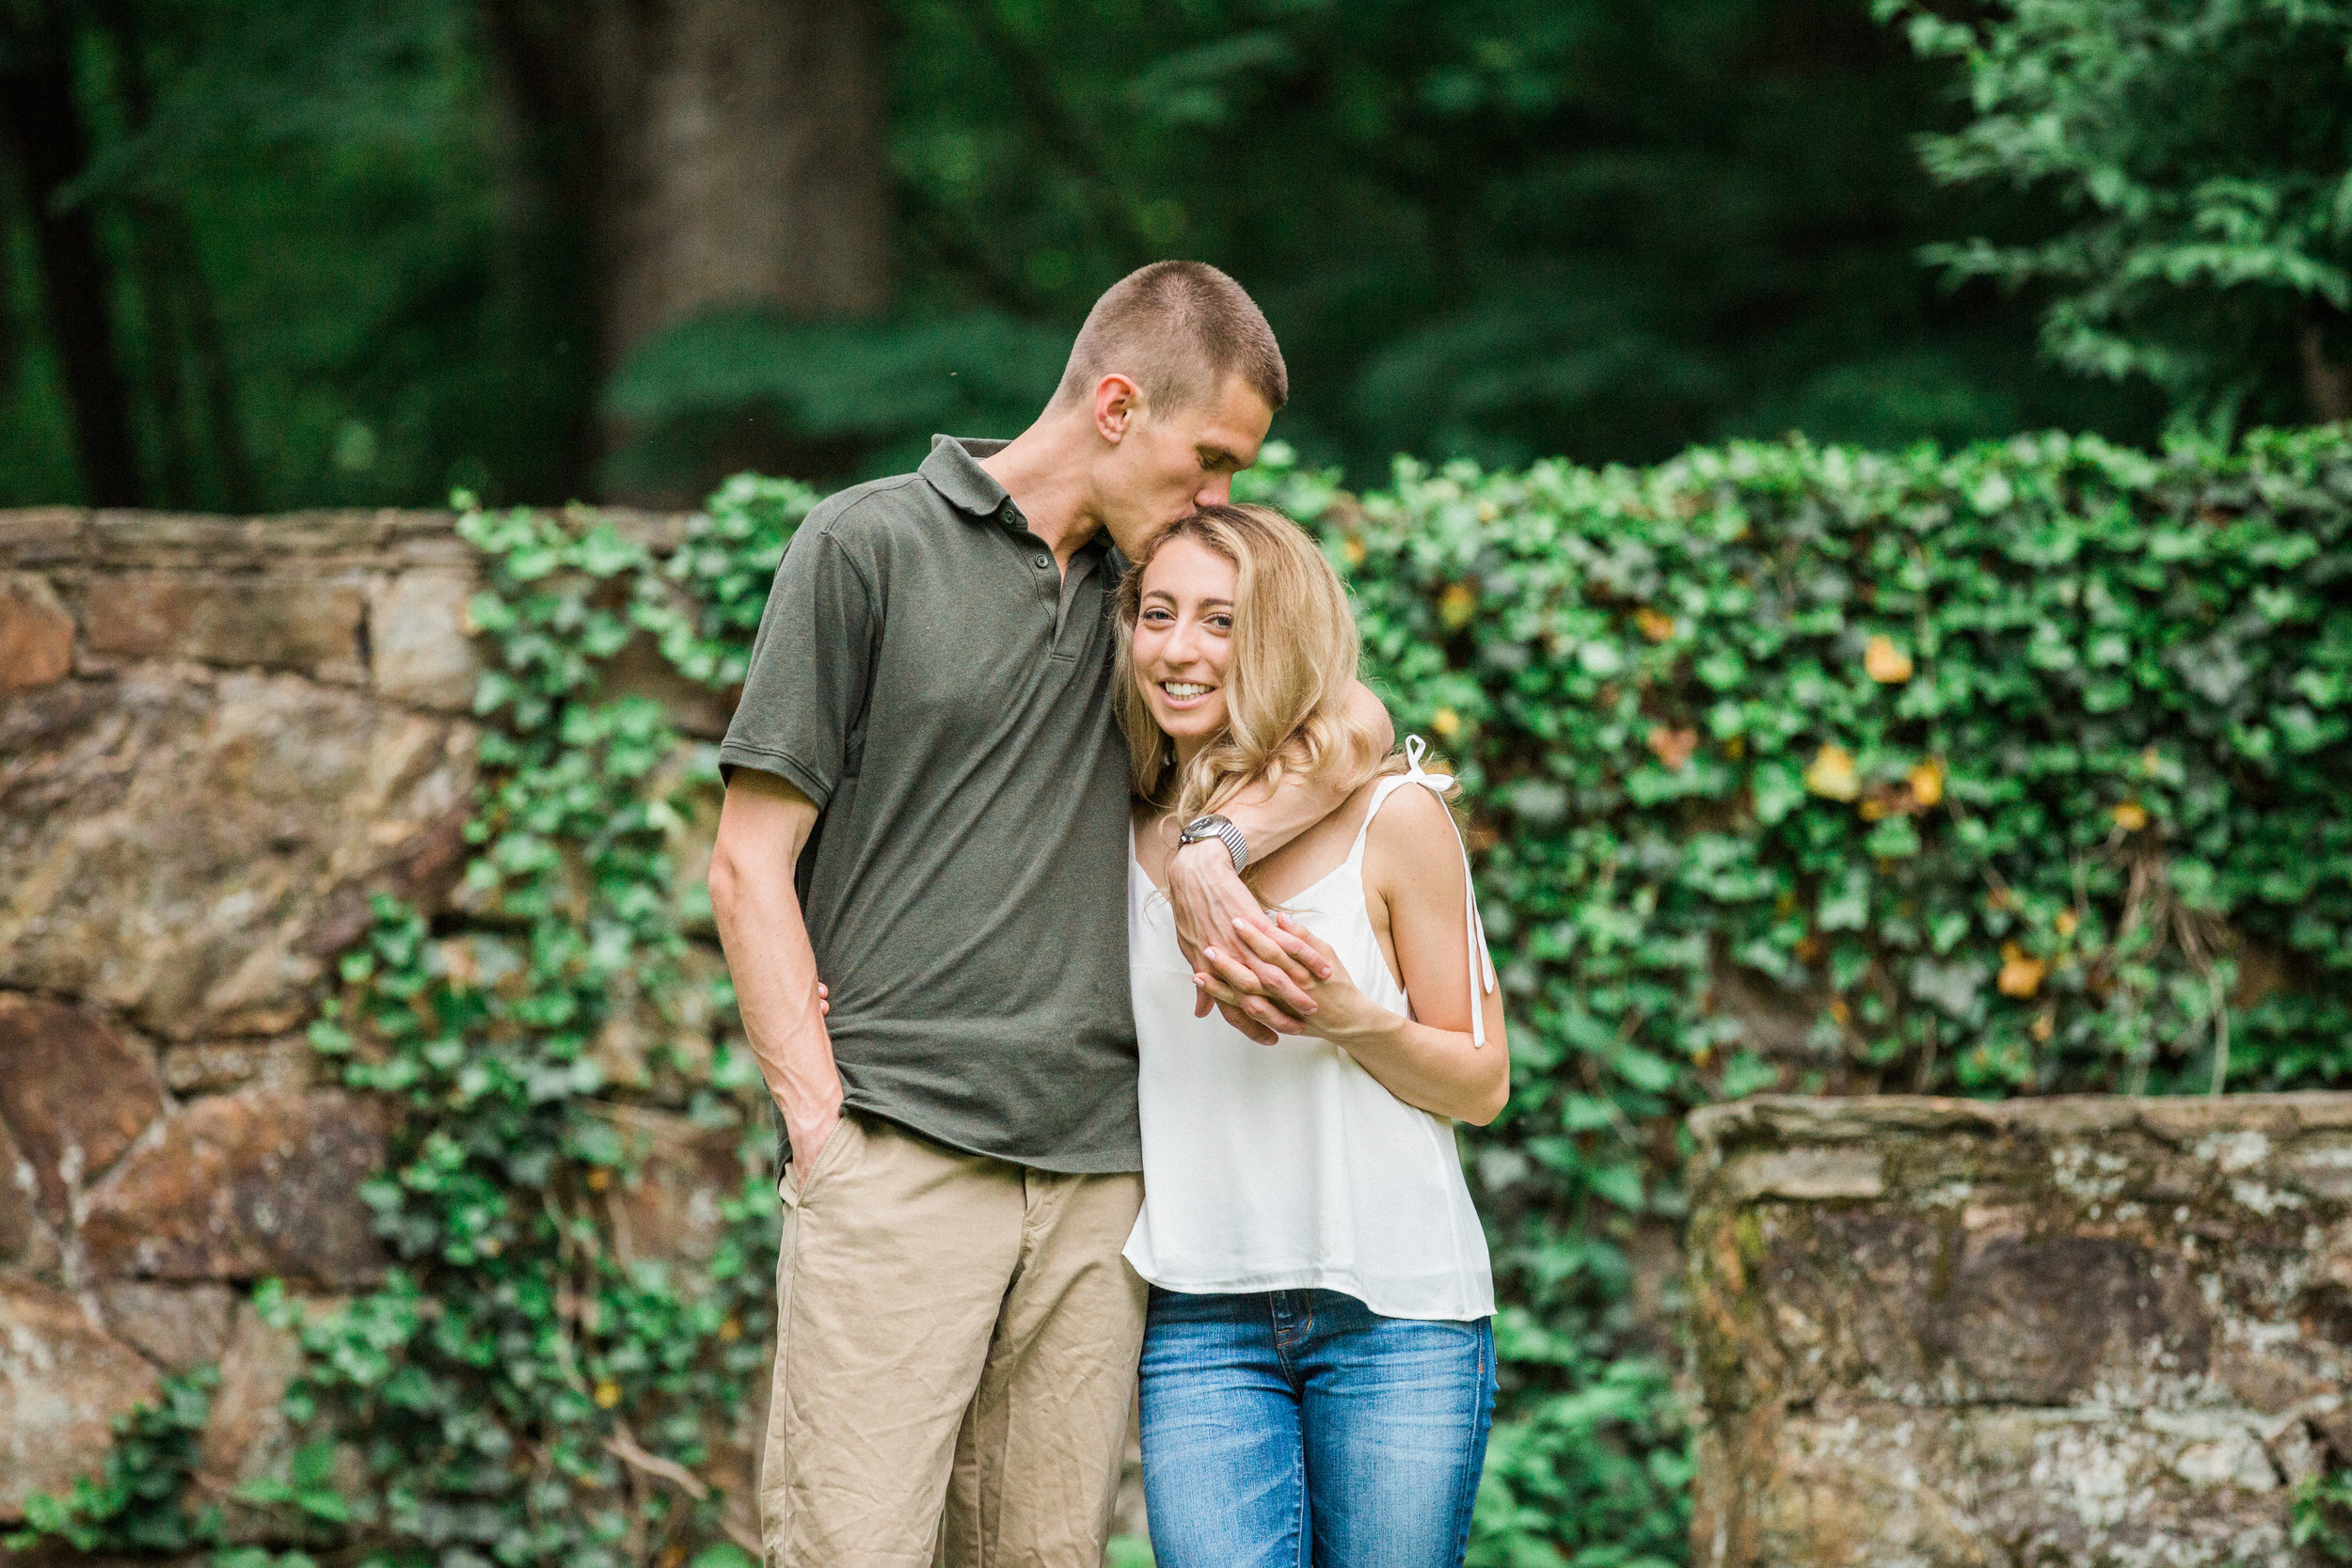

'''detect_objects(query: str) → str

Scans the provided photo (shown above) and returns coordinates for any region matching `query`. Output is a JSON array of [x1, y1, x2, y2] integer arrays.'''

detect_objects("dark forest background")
[[1, 0, 2340, 514]]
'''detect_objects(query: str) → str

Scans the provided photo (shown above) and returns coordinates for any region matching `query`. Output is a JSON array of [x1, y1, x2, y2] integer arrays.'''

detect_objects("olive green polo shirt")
[[718, 436, 1140, 1172]]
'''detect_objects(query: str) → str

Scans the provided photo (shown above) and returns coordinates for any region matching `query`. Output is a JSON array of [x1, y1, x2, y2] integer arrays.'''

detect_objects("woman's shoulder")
[[1362, 776, 1466, 882], [1364, 770, 1449, 832]]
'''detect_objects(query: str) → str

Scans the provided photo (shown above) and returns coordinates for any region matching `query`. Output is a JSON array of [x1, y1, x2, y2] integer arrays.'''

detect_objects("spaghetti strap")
[[1345, 775, 1416, 866], [1378, 736, 1501, 1048]]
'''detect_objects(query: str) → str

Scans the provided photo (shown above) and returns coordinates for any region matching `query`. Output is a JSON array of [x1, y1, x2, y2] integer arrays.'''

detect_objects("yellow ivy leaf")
[[2030, 1010, 2056, 1042], [594, 1380, 621, 1409], [584, 1167, 612, 1192], [2054, 909, 2079, 939], [1908, 759, 1945, 806], [1864, 635, 1914, 684], [2112, 800, 2150, 832], [1341, 535, 1367, 567], [1804, 743, 1860, 800], [1996, 941, 2045, 999], [1439, 581, 1479, 629], [1634, 607, 1676, 642], [1430, 706, 1461, 738]]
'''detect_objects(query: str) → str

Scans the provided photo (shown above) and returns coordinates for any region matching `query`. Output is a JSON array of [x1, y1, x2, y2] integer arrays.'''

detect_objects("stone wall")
[[1688, 1094, 2352, 1567], [0, 505, 1165, 1553], [0, 506, 745, 1537]]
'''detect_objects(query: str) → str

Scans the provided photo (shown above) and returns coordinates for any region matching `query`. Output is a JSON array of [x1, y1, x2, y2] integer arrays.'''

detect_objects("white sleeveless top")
[[1121, 744, 1498, 1321]]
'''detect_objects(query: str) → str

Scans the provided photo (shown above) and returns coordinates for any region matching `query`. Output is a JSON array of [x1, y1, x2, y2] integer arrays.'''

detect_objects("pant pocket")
[[778, 1114, 858, 1209]]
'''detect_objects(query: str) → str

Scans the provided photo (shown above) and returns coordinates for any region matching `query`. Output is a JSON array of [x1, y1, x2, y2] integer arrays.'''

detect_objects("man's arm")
[[707, 769, 840, 1182], [1166, 680, 1397, 1039]]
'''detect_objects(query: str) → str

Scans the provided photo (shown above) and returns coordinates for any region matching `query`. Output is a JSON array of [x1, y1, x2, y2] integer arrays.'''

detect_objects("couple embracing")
[[708, 261, 1509, 1568]]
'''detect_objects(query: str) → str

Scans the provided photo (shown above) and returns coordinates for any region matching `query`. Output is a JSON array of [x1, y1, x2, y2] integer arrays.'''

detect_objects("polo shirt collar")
[[919, 434, 1115, 562], [921, 435, 1013, 518]]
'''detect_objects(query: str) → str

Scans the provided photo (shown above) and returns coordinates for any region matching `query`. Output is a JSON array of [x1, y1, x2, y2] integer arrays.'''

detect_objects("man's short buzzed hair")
[[1054, 261, 1288, 417]]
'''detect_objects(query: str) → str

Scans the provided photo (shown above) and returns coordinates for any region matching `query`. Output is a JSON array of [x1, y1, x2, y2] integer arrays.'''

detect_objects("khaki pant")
[[759, 1113, 1148, 1567]]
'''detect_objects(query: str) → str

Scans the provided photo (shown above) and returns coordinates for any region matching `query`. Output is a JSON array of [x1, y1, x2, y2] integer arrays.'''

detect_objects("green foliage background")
[[1880, 0, 2352, 435], [18, 425, 2352, 1567], [3, 0, 2185, 513]]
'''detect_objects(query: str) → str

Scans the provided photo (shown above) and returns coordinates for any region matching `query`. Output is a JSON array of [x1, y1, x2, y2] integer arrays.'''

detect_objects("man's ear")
[[1093, 373, 1141, 444]]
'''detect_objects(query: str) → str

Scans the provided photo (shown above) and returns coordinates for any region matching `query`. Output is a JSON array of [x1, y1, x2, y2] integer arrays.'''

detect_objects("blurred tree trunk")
[[482, 0, 890, 493], [1, 1, 144, 505], [87, 0, 257, 511], [2305, 323, 2351, 425]]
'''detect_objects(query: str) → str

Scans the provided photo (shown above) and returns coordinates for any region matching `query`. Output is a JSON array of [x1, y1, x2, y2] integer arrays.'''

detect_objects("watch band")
[[1178, 813, 1248, 874]]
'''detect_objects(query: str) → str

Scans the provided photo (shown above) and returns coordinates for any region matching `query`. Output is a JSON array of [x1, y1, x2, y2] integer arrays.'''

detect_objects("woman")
[[1117, 502, 1509, 1568]]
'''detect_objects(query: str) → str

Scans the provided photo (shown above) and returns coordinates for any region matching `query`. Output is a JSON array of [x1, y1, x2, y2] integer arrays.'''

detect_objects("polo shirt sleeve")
[[716, 526, 876, 809]]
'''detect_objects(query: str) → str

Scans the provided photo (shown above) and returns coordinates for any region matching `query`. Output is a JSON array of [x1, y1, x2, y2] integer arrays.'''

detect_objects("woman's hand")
[[1168, 841, 1325, 1041], [1198, 912, 1391, 1046]]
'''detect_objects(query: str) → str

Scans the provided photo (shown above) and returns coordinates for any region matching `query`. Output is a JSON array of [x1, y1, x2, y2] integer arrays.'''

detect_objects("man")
[[707, 261, 1390, 1566]]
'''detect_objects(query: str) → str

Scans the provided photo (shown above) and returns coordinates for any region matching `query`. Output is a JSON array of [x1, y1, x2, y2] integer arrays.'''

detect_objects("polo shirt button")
[[1034, 554, 1051, 569]]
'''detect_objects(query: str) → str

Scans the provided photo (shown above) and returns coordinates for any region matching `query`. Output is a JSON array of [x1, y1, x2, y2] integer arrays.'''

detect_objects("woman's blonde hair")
[[1115, 503, 1394, 843]]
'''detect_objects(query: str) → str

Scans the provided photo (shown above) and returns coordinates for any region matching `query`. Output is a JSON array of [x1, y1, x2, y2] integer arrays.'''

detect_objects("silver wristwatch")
[[1178, 813, 1248, 873]]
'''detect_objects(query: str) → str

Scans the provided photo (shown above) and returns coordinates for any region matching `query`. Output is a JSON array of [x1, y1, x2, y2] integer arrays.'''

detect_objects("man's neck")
[[976, 415, 1104, 567]]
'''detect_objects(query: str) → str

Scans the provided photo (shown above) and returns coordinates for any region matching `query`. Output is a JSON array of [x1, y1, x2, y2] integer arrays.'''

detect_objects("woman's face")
[[1133, 535, 1237, 750]]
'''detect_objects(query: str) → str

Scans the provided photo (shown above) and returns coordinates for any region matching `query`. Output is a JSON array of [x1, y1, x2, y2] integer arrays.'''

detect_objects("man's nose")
[[1195, 474, 1232, 507]]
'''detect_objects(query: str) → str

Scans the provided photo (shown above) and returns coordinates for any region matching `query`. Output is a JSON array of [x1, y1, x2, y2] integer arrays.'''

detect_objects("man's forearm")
[[1215, 679, 1396, 859], [711, 866, 839, 1130], [1216, 776, 1349, 863]]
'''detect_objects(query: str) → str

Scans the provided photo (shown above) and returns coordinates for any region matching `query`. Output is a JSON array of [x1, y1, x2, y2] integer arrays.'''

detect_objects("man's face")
[[1093, 373, 1275, 557]]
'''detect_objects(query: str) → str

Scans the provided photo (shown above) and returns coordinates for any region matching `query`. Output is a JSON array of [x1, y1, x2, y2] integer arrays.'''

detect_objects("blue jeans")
[[1138, 1287, 1496, 1568]]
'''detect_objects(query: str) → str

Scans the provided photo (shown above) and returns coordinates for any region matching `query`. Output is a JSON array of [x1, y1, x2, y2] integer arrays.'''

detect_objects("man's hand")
[[785, 1100, 843, 1191], [1167, 838, 1333, 1043], [783, 983, 838, 1188]]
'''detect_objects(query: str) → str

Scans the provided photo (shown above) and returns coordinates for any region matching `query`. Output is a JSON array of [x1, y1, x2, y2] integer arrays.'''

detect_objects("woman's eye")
[[1209, 615, 1233, 632]]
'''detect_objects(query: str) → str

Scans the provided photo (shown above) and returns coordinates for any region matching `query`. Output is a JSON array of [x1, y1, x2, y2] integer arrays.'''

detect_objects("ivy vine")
[[18, 429, 2352, 1568]]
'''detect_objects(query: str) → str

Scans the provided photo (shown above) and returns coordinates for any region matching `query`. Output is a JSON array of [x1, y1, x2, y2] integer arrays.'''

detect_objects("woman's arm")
[[1201, 782, 1508, 1124]]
